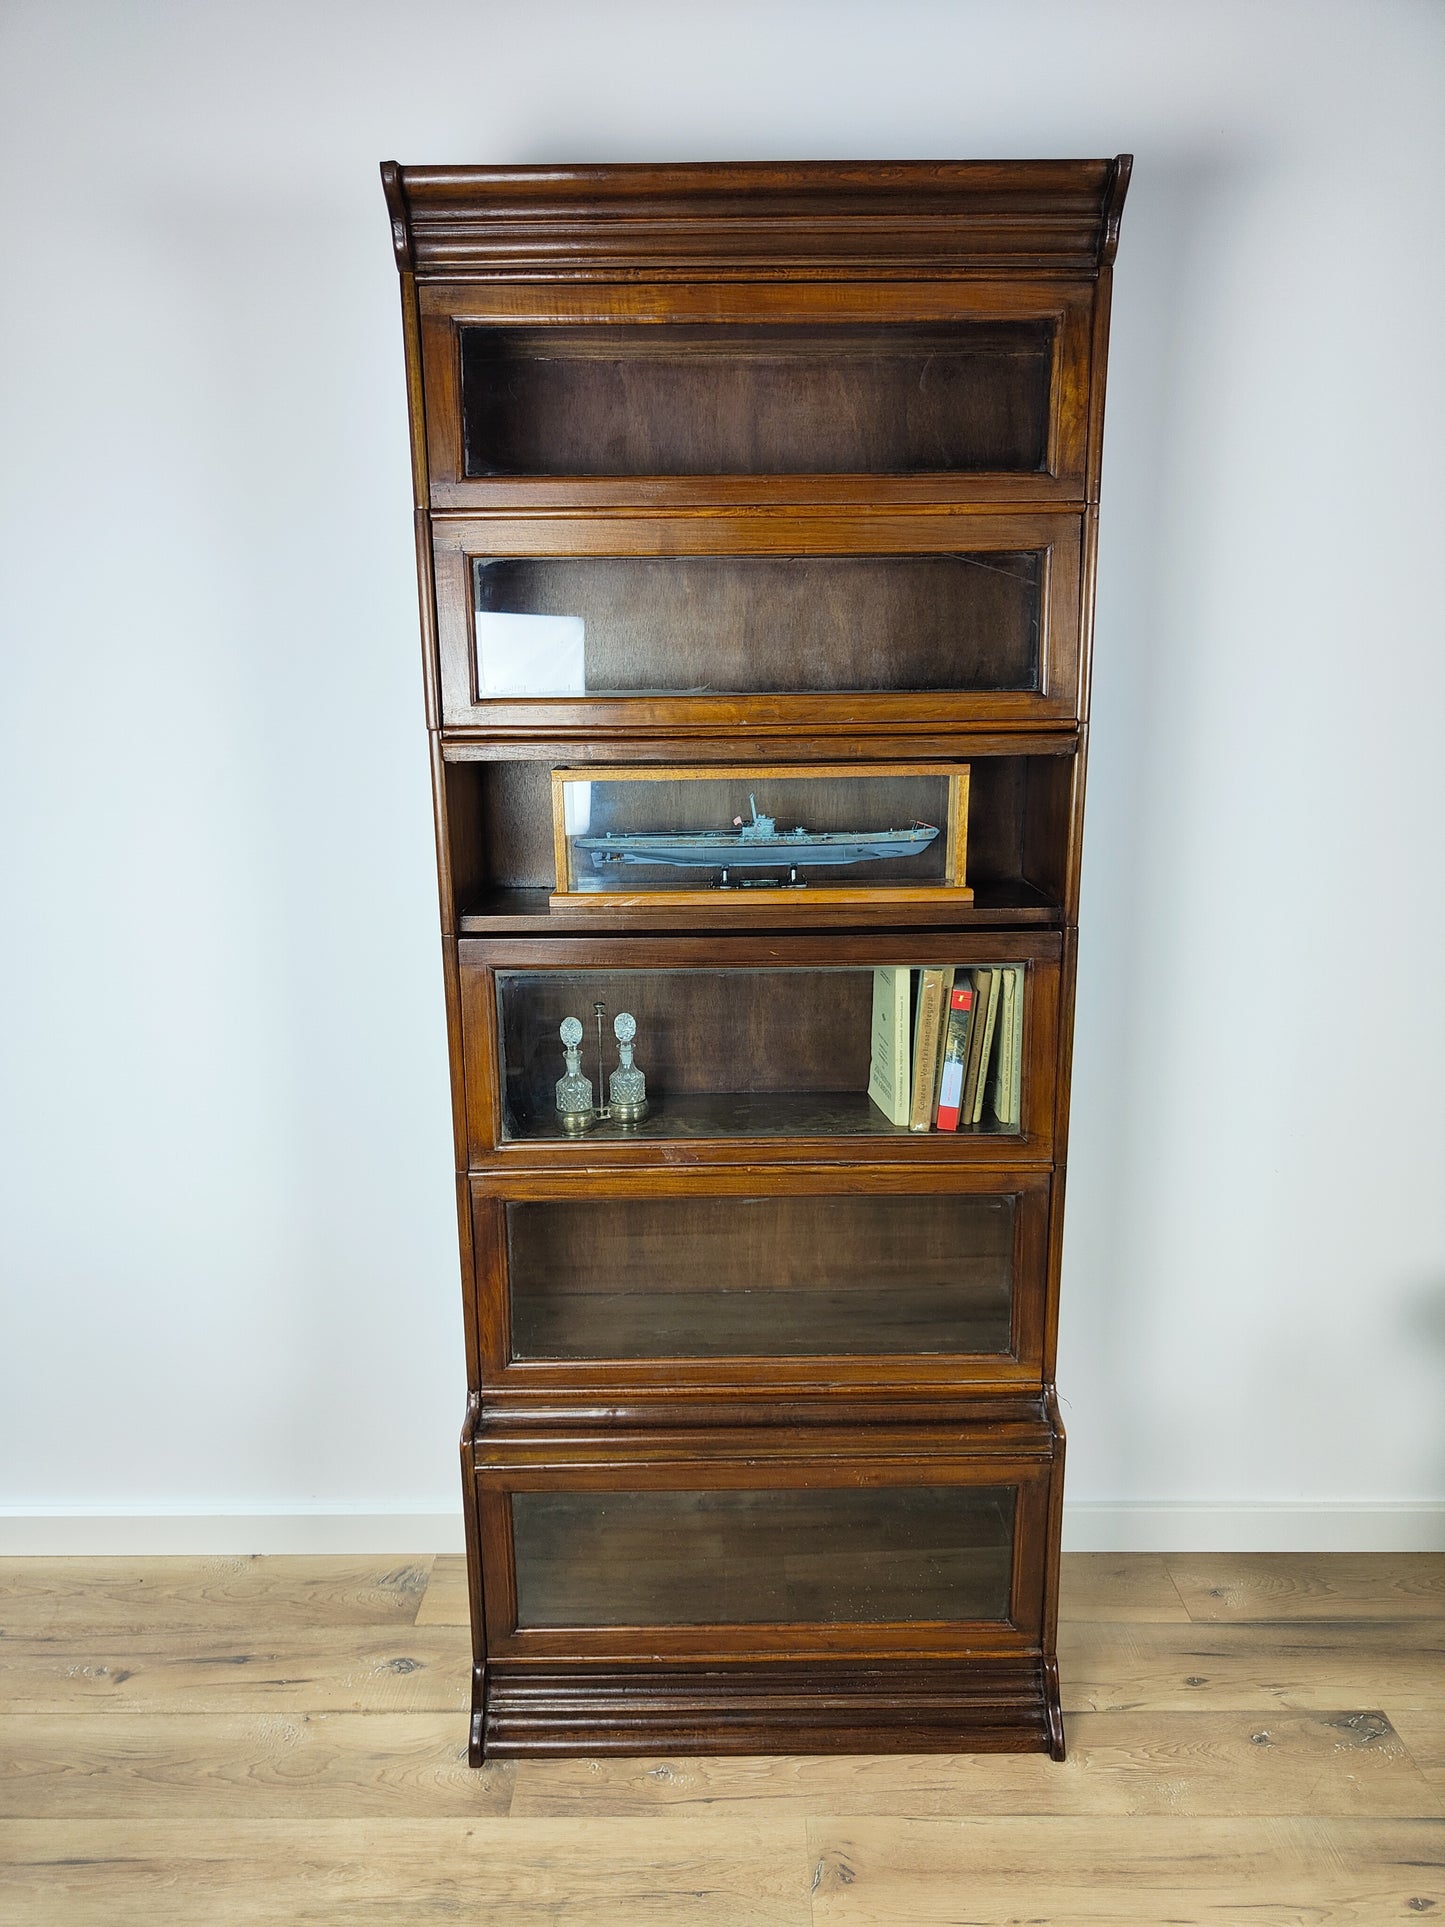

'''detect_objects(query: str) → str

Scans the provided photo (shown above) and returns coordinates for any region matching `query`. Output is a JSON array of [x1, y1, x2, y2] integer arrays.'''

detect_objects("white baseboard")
[[1061, 1501, 1445, 1552], [0, 1501, 1441, 1557], [0, 1507, 468, 1556]]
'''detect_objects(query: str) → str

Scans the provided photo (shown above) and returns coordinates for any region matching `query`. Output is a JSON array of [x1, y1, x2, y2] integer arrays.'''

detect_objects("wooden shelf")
[[504, 1088, 1026, 1146], [514, 1285, 1012, 1361], [459, 879, 1059, 934]]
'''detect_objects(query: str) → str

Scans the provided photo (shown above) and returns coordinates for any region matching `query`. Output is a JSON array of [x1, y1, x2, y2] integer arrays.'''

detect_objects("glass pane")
[[472, 553, 1042, 698], [496, 965, 1026, 1142], [512, 1486, 1015, 1625], [507, 1194, 1015, 1358], [461, 322, 1052, 477]]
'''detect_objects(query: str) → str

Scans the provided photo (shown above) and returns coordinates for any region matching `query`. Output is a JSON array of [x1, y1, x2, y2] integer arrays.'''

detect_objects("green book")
[[986, 966, 1025, 1127]]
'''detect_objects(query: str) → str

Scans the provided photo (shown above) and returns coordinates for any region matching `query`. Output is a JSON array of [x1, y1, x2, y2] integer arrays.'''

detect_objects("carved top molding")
[[381, 157, 1131, 283]]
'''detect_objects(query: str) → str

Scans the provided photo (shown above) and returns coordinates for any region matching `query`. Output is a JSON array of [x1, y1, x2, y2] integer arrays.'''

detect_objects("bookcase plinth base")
[[475, 1657, 1061, 1760]]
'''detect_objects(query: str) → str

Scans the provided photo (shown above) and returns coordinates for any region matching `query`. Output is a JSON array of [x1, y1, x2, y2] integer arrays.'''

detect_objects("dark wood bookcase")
[[383, 158, 1129, 1761]]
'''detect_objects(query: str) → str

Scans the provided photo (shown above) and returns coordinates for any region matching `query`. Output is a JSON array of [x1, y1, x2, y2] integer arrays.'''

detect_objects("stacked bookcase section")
[[383, 157, 1129, 1760]]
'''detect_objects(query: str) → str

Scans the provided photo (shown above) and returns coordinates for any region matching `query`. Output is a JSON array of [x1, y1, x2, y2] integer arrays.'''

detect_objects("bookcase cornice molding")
[[383, 157, 1132, 282]]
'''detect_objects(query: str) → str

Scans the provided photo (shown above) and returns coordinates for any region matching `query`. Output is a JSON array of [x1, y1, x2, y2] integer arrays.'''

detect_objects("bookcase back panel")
[[460, 322, 1053, 478], [509, 1484, 1016, 1627], [506, 1193, 1014, 1360]]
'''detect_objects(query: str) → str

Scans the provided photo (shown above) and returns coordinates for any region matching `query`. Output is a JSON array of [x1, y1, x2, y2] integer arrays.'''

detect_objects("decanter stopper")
[[608, 1011, 648, 1123], [554, 1015, 596, 1132]]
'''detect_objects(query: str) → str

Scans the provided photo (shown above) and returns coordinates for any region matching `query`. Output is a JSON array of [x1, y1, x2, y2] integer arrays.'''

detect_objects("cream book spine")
[[866, 965, 912, 1128], [908, 967, 949, 1132], [986, 966, 1014, 1124], [1006, 965, 1024, 1125], [969, 967, 1003, 1126], [957, 965, 994, 1125]]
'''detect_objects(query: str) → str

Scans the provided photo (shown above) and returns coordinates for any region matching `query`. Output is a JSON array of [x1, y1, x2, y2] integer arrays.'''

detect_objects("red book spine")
[[934, 985, 975, 1131]]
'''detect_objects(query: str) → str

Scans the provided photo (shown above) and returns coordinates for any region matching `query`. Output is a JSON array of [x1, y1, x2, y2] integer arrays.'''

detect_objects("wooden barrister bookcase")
[[383, 158, 1129, 1761]]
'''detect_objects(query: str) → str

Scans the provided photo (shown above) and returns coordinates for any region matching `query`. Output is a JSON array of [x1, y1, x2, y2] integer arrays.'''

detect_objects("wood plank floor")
[[1, 1553, 1441, 1924]]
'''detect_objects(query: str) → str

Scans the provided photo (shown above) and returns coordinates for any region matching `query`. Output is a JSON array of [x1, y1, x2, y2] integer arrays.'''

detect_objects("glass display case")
[[455, 934, 1060, 1161], [549, 763, 970, 907]]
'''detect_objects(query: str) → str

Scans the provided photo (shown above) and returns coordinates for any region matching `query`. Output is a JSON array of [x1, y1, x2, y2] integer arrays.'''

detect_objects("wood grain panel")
[[803, 1816, 1443, 1924], [1166, 1554, 1445, 1623], [1391, 1709, 1445, 1796], [0, 1712, 514, 1818], [0, 1557, 432, 1636], [0, 1626, 470, 1715], [415, 1555, 470, 1627], [4, 1550, 1441, 1919], [505, 1709, 1439, 1819], [1058, 1618, 1445, 1713], [1056, 1553, 1191, 1623], [0, 1817, 813, 1927]]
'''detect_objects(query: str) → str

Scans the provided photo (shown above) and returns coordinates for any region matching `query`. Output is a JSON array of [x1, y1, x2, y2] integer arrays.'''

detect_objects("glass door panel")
[[493, 964, 1031, 1144], [471, 551, 1042, 698], [461, 321, 1054, 478], [506, 1193, 1015, 1360], [510, 1485, 1016, 1626]]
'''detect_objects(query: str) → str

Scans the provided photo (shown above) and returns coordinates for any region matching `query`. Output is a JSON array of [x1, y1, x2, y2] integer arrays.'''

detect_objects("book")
[[866, 965, 912, 1128], [908, 966, 950, 1132], [957, 967, 995, 1127], [929, 965, 955, 1115], [934, 983, 976, 1130], [987, 965, 1024, 1127], [1005, 965, 1024, 1124], [969, 967, 1003, 1125]]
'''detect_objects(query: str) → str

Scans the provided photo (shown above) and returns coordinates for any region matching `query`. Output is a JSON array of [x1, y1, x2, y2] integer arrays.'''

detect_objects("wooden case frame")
[[469, 1164, 1052, 1413], [431, 510, 1086, 735], [458, 930, 1061, 1170], [385, 155, 1128, 1765], [548, 760, 971, 909], [468, 1419, 1063, 1758], [414, 276, 1097, 511]]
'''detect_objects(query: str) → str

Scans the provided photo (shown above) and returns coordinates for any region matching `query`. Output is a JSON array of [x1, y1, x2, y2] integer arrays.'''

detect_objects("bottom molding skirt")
[[473, 1657, 1064, 1762]]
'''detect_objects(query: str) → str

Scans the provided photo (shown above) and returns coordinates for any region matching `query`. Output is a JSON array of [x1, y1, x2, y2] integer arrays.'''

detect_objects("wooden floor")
[[1, 1553, 1441, 1924]]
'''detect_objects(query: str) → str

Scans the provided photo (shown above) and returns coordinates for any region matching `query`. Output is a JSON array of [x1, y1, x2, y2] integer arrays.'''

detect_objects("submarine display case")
[[549, 762, 972, 908]]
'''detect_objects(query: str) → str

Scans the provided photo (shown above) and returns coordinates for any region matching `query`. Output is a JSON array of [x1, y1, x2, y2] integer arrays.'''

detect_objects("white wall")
[[2, 0, 1442, 1552]]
